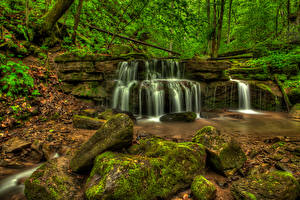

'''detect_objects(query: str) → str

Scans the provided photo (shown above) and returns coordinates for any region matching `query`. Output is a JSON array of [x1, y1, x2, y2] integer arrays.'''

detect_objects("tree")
[[72, 0, 84, 44], [33, 0, 75, 41]]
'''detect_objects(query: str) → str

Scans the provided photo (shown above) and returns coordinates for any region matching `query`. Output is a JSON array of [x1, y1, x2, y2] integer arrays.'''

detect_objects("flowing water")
[[231, 79, 260, 114], [113, 60, 201, 117], [0, 153, 59, 200]]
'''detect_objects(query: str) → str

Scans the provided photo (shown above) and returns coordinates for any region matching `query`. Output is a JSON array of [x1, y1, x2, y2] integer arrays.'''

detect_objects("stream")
[[0, 153, 59, 200]]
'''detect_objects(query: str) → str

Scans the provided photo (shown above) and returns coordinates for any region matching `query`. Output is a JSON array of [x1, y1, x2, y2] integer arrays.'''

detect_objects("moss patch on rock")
[[191, 175, 216, 200], [24, 157, 83, 200], [70, 114, 134, 172], [231, 170, 300, 200], [73, 115, 105, 130], [85, 138, 206, 200], [193, 126, 246, 175], [97, 109, 114, 120]]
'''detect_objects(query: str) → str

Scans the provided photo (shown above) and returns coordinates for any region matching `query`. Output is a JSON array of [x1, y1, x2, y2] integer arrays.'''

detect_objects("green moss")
[[98, 109, 114, 120], [86, 138, 206, 200], [191, 176, 216, 200], [242, 191, 257, 200], [231, 170, 300, 200], [256, 83, 274, 94], [192, 126, 218, 144]]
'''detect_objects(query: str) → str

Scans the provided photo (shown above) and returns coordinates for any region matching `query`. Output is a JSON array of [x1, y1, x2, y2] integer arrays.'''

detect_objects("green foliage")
[[0, 61, 36, 98], [248, 51, 300, 76]]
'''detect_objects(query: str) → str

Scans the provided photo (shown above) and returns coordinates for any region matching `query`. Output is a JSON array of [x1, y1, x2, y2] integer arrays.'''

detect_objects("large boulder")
[[73, 115, 105, 130], [231, 170, 300, 200], [160, 112, 197, 122], [289, 103, 300, 121], [193, 126, 246, 175], [85, 138, 206, 200], [191, 175, 216, 200], [24, 157, 83, 200], [2, 137, 31, 153], [70, 114, 133, 172]]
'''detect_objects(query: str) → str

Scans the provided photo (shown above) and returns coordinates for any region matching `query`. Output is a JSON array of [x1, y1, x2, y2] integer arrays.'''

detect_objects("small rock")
[[160, 112, 197, 122], [2, 137, 31, 153], [191, 175, 216, 200], [73, 115, 105, 130]]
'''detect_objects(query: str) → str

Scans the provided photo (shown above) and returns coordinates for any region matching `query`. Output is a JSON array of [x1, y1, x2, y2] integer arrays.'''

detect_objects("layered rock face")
[[55, 54, 121, 106], [55, 55, 286, 112]]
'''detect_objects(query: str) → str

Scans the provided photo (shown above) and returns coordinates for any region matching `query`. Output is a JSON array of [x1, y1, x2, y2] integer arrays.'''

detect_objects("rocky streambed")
[[0, 108, 299, 200]]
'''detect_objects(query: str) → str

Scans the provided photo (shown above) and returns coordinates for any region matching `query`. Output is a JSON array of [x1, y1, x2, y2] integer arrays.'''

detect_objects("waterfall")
[[231, 79, 260, 114], [112, 61, 138, 111], [113, 60, 201, 117]]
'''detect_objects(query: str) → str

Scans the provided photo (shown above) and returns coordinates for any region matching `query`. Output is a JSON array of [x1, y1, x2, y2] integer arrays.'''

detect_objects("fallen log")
[[88, 25, 181, 56]]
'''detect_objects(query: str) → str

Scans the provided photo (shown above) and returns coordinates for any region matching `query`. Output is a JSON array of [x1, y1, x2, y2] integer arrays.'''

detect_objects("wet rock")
[[2, 137, 31, 153], [191, 176, 216, 200], [73, 115, 105, 130], [192, 126, 246, 175], [24, 157, 83, 200], [160, 112, 197, 122], [224, 113, 244, 119], [289, 103, 300, 121], [86, 138, 206, 200], [79, 109, 98, 118], [70, 114, 133, 172], [231, 170, 300, 200]]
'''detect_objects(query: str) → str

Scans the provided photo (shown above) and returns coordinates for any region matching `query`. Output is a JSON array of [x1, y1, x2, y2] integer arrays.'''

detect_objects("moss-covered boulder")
[[70, 114, 133, 172], [24, 157, 83, 200], [289, 103, 300, 121], [159, 112, 197, 122], [191, 175, 216, 200], [193, 126, 246, 175], [231, 170, 300, 200], [73, 115, 105, 130], [85, 138, 206, 200]]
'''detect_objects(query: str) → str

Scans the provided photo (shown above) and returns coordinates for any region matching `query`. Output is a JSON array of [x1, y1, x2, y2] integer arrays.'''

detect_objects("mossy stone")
[[73, 115, 105, 130], [191, 175, 216, 200], [24, 157, 82, 200], [231, 170, 300, 200], [97, 109, 114, 120], [70, 114, 134, 172], [193, 126, 246, 175], [85, 138, 206, 200]]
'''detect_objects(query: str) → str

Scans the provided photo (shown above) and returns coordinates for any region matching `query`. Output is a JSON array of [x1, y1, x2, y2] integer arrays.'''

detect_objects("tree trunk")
[[211, 0, 217, 57], [227, 0, 232, 44], [35, 0, 75, 39], [216, 0, 225, 53], [72, 0, 84, 44], [206, 0, 211, 54], [287, 0, 290, 32], [25, 0, 30, 29]]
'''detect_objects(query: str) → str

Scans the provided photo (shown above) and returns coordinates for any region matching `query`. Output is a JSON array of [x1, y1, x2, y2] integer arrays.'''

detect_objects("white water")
[[231, 79, 260, 114], [0, 153, 59, 199], [113, 60, 201, 117]]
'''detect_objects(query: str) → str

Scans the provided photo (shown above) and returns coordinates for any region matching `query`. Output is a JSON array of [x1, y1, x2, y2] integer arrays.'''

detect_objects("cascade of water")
[[230, 79, 260, 114], [113, 60, 201, 117], [112, 61, 138, 110]]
